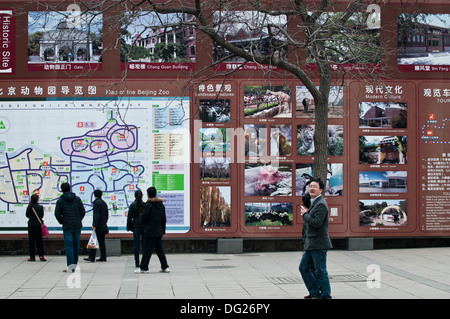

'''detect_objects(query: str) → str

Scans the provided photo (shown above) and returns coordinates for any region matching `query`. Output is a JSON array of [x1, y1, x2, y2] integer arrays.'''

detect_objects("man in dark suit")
[[299, 178, 333, 299], [85, 189, 109, 262]]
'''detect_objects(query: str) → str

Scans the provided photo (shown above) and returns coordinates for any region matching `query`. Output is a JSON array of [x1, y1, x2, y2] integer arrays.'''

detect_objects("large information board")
[[0, 1, 449, 240], [0, 95, 190, 234]]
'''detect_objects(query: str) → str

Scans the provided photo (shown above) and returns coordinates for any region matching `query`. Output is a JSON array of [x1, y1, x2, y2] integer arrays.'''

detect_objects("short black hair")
[[61, 182, 71, 193], [147, 187, 157, 198], [94, 189, 103, 198], [310, 178, 325, 190]]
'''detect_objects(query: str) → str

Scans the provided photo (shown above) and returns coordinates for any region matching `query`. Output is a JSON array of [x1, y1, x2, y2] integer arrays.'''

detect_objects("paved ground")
[[1, 247, 450, 299]]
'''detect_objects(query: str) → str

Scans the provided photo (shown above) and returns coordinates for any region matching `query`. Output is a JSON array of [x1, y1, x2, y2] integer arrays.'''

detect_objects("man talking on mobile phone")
[[299, 178, 332, 299]]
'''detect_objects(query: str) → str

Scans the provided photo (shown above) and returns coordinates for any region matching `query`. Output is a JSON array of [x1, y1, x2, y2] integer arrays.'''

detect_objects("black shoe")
[[84, 258, 95, 262], [96, 258, 107, 262]]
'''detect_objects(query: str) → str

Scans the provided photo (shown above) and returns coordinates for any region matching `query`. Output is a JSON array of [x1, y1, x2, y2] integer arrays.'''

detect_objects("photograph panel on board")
[[359, 136, 407, 164], [200, 157, 231, 181], [244, 86, 292, 118], [244, 124, 267, 157], [28, 11, 103, 70], [245, 202, 293, 226], [359, 199, 407, 227], [200, 186, 231, 227], [120, 11, 196, 67], [270, 125, 292, 157], [296, 163, 343, 196], [199, 128, 232, 153], [199, 99, 231, 123], [359, 171, 407, 193], [398, 13, 450, 69], [213, 11, 288, 63], [297, 125, 344, 156], [244, 163, 292, 197], [359, 102, 407, 129], [296, 86, 344, 118]]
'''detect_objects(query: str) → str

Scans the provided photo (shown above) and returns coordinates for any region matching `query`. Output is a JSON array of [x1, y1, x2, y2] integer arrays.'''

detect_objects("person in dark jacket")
[[299, 178, 333, 299], [127, 189, 145, 267], [26, 194, 46, 262], [84, 189, 109, 262], [54, 182, 86, 272], [301, 193, 311, 251], [135, 187, 169, 273]]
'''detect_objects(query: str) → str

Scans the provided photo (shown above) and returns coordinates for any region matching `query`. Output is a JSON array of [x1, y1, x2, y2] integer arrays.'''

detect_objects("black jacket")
[[127, 199, 144, 231], [54, 192, 86, 230], [26, 203, 44, 227], [141, 198, 166, 237], [92, 198, 109, 235]]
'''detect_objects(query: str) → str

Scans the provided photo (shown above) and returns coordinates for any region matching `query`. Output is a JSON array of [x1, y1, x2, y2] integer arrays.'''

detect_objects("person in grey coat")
[[299, 178, 333, 299]]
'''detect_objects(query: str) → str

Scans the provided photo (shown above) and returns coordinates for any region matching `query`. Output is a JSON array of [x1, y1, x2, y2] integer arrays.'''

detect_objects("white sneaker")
[[160, 267, 170, 273], [134, 269, 149, 274]]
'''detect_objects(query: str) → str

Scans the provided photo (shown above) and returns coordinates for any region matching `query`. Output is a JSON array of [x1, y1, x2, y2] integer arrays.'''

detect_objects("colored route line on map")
[[0, 147, 69, 205], [0, 116, 143, 214], [60, 119, 138, 159], [421, 117, 450, 144]]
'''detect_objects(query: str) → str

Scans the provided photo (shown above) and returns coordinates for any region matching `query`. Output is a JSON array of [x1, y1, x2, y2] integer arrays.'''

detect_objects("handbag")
[[32, 207, 49, 237], [87, 230, 99, 249]]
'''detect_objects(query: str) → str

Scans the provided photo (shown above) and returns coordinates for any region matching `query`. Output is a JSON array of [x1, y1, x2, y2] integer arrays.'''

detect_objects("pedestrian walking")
[[135, 187, 170, 273], [54, 182, 86, 272], [127, 189, 145, 267], [84, 189, 109, 262], [25, 194, 46, 262], [299, 178, 333, 299]]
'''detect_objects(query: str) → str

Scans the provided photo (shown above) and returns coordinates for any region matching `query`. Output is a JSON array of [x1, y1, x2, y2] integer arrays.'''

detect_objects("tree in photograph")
[[200, 186, 231, 227]]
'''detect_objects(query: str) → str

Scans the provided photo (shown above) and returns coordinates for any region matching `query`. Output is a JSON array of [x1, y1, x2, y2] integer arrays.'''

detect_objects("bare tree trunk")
[[314, 97, 329, 185], [314, 63, 332, 186]]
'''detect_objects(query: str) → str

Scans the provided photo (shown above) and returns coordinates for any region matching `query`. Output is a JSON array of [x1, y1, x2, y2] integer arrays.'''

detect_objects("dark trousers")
[[133, 227, 144, 266], [140, 236, 168, 271], [28, 226, 44, 258], [88, 232, 107, 260]]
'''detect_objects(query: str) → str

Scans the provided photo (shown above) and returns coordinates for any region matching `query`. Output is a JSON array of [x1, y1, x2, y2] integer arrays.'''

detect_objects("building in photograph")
[[37, 21, 94, 62]]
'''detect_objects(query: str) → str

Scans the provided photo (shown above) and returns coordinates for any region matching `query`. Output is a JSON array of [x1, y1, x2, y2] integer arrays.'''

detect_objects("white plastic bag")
[[87, 230, 99, 249]]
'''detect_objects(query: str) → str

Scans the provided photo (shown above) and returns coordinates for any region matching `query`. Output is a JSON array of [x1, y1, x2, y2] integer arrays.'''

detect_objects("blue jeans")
[[299, 250, 332, 299], [63, 228, 81, 268]]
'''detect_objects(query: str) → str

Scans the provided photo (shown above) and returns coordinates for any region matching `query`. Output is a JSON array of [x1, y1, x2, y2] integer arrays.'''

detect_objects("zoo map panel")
[[0, 97, 190, 233]]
